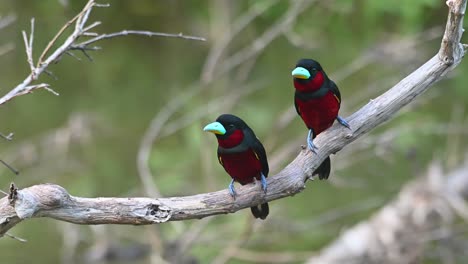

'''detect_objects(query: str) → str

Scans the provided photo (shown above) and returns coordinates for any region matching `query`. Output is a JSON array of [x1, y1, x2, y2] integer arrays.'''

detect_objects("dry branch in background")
[[0, 0, 205, 106], [0, 13, 16, 57], [0, 0, 466, 238]]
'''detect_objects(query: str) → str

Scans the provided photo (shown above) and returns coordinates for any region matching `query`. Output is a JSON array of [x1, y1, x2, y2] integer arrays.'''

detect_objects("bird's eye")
[[311, 68, 317, 72], [228, 124, 235, 128]]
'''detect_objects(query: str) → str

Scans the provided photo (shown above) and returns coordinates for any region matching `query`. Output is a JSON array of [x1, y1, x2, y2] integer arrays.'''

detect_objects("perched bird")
[[203, 114, 269, 220], [292, 58, 350, 180]]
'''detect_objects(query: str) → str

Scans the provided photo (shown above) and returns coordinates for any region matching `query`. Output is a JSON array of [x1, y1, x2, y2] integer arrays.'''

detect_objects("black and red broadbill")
[[204, 114, 269, 220], [292, 59, 350, 180]]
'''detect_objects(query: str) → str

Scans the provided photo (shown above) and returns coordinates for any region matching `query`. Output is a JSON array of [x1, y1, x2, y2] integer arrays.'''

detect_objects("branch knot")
[[145, 203, 171, 223]]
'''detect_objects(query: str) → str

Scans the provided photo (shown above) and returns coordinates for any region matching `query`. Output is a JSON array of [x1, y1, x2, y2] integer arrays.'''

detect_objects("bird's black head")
[[216, 114, 247, 131], [203, 114, 253, 149], [292, 59, 323, 80], [203, 114, 248, 138], [296, 59, 323, 71], [292, 58, 327, 91]]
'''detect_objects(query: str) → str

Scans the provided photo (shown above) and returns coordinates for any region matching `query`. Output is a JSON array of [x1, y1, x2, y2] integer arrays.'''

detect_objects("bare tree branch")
[[72, 30, 206, 51], [35, 0, 96, 66], [0, 0, 205, 106], [22, 18, 35, 78], [439, 0, 467, 64]]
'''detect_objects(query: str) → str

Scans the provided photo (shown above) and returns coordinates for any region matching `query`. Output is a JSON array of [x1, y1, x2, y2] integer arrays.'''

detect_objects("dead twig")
[[22, 18, 35, 79], [0, 160, 19, 175], [4, 232, 27, 243], [0, 132, 14, 141], [0, 0, 205, 106], [72, 30, 205, 51]]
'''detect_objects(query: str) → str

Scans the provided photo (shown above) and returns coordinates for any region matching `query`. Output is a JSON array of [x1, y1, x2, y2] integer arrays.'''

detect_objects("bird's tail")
[[250, 202, 269, 220], [314, 156, 331, 180]]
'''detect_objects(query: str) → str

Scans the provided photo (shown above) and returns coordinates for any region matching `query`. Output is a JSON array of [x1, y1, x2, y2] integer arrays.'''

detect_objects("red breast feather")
[[219, 149, 263, 185], [217, 129, 264, 185], [295, 91, 340, 135]]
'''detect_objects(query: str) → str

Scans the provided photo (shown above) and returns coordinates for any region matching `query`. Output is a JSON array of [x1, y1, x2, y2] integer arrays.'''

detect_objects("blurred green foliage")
[[0, 0, 467, 263]]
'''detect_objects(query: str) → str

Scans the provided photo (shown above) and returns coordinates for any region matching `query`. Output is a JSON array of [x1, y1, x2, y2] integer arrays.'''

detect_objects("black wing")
[[252, 137, 269, 177], [329, 80, 341, 104], [294, 97, 301, 116], [243, 126, 269, 177]]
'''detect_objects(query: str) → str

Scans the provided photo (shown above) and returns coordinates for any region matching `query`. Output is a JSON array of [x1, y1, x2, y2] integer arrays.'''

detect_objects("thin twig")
[[0, 160, 19, 175], [43, 86, 60, 96], [44, 70, 59, 80], [22, 18, 35, 79], [64, 51, 82, 61], [0, 132, 14, 141], [22, 83, 54, 95], [36, 0, 95, 67], [82, 21, 101, 32], [73, 30, 205, 50], [0, 0, 204, 106], [4, 232, 27, 243], [0, 0, 95, 106]]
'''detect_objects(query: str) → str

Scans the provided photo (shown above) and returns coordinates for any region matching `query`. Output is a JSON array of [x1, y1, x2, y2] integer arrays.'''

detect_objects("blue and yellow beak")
[[292, 67, 310, 79], [203, 121, 226, 135]]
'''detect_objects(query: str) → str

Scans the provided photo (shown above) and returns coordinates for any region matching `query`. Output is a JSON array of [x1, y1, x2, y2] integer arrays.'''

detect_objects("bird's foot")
[[228, 179, 237, 199], [307, 129, 318, 154], [260, 173, 267, 194], [336, 116, 351, 129], [307, 139, 318, 153]]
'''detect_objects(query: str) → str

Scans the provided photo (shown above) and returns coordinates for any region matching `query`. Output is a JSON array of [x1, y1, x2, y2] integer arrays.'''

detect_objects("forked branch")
[[0, 0, 205, 106]]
